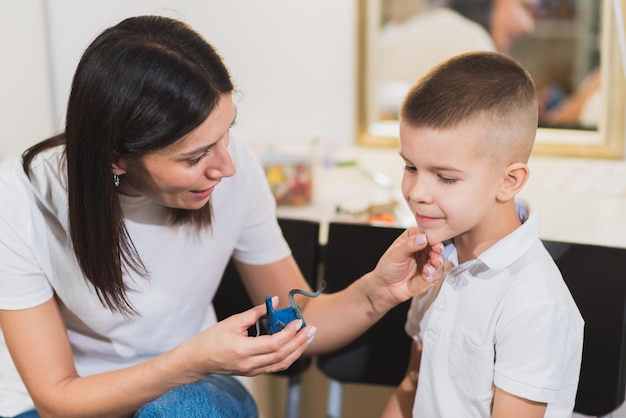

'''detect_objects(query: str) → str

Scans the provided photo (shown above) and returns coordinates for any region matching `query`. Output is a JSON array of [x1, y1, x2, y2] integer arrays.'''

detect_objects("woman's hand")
[[177, 297, 315, 380], [371, 226, 444, 306]]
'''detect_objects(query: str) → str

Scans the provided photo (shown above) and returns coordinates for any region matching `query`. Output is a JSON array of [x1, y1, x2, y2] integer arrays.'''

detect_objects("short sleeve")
[[405, 287, 439, 341], [0, 159, 53, 309], [493, 305, 581, 403], [214, 133, 290, 266]]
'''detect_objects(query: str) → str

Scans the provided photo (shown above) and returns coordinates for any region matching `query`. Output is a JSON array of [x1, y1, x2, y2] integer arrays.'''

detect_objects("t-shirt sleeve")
[[226, 134, 291, 265], [493, 305, 581, 403], [405, 287, 438, 342], [0, 161, 53, 310]]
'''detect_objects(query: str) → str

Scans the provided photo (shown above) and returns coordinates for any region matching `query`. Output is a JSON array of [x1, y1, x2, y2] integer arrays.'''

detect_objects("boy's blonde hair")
[[400, 51, 538, 163]]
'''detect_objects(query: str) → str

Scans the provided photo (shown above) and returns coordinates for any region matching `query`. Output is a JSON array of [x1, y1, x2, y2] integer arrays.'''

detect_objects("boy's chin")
[[422, 231, 453, 246]]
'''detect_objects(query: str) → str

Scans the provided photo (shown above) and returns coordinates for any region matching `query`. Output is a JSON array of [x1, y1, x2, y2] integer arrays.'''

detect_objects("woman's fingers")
[[217, 300, 316, 376], [230, 318, 315, 376], [246, 321, 316, 375]]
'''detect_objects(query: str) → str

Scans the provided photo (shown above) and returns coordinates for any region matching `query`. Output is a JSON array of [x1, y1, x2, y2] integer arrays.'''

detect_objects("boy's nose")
[[408, 178, 433, 204]]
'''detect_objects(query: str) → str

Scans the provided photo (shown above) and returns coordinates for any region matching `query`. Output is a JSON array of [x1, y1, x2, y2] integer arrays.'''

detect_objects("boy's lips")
[[415, 212, 440, 224]]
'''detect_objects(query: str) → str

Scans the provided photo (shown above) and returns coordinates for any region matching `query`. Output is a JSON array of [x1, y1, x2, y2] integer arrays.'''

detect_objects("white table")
[[275, 145, 626, 249]]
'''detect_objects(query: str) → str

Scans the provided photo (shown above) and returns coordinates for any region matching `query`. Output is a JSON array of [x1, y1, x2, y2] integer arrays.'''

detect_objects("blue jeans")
[[10, 412, 39, 418], [11, 375, 257, 418]]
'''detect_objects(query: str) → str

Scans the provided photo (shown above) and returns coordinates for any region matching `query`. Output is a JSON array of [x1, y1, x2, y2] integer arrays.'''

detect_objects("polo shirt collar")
[[443, 198, 538, 282]]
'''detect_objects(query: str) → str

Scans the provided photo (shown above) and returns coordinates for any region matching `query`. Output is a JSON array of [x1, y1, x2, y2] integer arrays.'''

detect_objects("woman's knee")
[[134, 375, 257, 418], [11, 410, 40, 418]]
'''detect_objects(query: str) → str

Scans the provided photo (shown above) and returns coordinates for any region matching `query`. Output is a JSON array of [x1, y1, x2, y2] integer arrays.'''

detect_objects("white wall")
[[0, 1, 356, 162], [44, 0, 357, 147], [0, 0, 55, 160]]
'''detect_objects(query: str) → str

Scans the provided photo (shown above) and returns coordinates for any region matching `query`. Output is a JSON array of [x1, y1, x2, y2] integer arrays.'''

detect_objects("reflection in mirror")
[[358, 0, 625, 158]]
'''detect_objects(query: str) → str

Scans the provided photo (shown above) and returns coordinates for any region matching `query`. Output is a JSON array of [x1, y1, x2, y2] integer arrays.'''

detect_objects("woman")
[[0, 15, 443, 417]]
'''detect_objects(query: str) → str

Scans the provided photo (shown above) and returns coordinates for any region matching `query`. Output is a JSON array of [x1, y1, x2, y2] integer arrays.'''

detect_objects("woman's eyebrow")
[[179, 144, 212, 158], [179, 109, 238, 157], [231, 108, 238, 126]]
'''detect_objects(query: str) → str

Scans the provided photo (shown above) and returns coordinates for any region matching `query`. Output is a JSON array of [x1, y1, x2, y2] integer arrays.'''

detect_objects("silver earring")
[[113, 174, 120, 187]]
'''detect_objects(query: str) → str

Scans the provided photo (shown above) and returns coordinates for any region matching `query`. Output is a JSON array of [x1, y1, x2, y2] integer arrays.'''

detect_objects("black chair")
[[213, 217, 321, 418], [542, 240, 626, 418], [316, 222, 412, 418]]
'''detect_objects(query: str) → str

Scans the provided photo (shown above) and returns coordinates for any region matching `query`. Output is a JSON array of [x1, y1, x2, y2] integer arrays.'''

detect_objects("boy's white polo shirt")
[[406, 202, 584, 418]]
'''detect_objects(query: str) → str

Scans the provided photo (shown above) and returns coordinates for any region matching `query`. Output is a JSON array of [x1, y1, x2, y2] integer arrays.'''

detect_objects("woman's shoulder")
[[0, 154, 32, 205], [0, 145, 67, 224], [26, 144, 67, 184], [228, 131, 257, 162], [222, 131, 266, 185], [0, 156, 39, 241]]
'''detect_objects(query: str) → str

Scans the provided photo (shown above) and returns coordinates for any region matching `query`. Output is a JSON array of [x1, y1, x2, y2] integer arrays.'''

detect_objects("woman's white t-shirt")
[[0, 133, 290, 415]]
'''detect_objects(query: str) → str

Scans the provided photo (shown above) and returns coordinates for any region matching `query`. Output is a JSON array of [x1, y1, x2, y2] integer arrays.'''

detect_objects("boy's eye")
[[438, 175, 456, 184]]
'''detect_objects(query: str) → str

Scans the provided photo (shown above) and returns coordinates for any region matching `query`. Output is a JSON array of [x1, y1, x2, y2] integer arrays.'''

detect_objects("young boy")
[[381, 52, 584, 418]]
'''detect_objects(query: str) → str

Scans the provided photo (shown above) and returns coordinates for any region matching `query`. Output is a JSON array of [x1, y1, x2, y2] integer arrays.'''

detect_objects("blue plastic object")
[[259, 282, 326, 335]]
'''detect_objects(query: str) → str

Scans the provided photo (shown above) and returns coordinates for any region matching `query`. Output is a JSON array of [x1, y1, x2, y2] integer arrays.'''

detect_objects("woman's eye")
[[188, 150, 210, 166], [404, 164, 417, 173]]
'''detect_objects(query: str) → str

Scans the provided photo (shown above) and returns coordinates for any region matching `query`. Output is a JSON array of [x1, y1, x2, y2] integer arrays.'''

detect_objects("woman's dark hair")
[[449, 0, 492, 31], [22, 15, 235, 314]]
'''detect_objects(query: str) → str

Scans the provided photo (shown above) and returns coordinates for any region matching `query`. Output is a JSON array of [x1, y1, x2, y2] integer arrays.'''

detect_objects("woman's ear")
[[496, 162, 529, 202], [111, 154, 126, 176]]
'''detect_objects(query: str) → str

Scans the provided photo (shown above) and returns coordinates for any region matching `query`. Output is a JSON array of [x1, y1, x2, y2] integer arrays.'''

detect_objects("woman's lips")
[[191, 185, 215, 200]]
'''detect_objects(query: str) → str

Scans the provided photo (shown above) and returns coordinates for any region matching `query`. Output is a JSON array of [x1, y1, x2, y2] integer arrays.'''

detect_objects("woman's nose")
[[205, 141, 236, 179]]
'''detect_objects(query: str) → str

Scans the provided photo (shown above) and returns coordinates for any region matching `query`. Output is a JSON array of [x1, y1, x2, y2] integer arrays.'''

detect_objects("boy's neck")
[[453, 200, 523, 264]]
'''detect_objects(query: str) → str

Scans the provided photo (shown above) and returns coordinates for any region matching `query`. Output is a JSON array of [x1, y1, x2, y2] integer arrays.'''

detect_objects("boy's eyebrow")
[[431, 165, 464, 173], [398, 152, 464, 173]]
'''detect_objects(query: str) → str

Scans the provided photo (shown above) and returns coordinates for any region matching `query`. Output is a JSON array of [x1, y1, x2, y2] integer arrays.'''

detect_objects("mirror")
[[356, 0, 626, 159]]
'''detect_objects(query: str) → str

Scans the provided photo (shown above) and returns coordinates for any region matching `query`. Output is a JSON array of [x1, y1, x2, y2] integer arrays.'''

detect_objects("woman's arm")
[[541, 67, 600, 128], [0, 296, 311, 418], [237, 227, 443, 354], [380, 340, 422, 418]]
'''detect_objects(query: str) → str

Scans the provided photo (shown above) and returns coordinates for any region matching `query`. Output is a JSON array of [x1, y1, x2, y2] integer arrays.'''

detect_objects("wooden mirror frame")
[[356, 0, 626, 159]]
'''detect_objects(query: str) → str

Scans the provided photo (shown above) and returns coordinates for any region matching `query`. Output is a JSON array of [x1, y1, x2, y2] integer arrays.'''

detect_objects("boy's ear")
[[496, 162, 529, 202]]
